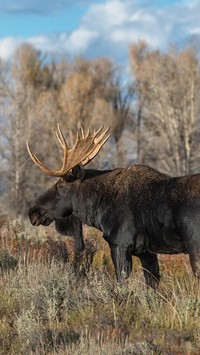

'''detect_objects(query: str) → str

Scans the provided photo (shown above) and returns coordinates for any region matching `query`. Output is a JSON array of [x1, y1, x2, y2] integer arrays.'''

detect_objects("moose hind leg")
[[110, 246, 132, 283], [181, 214, 200, 282], [138, 252, 160, 289], [188, 249, 200, 282], [186, 237, 200, 281]]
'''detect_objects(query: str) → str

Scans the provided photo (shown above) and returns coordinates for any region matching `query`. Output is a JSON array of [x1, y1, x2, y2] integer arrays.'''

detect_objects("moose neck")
[[71, 168, 119, 229]]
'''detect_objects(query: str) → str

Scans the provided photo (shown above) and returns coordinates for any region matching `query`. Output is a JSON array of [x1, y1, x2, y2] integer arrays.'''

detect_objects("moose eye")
[[57, 183, 64, 190]]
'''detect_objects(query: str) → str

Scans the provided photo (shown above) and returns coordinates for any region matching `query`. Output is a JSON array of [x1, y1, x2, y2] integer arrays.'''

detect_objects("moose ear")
[[72, 164, 85, 180]]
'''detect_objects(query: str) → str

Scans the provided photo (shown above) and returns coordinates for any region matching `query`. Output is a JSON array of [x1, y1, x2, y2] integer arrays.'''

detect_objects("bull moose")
[[27, 125, 200, 289]]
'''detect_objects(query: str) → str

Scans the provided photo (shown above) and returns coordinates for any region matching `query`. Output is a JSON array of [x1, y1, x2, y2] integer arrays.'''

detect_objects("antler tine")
[[94, 126, 110, 144], [86, 128, 90, 138], [55, 124, 69, 150], [56, 124, 71, 171], [73, 131, 80, 150], [73, 128, 91, 150], [27, 142, 42, 166], [27, 141, 63, 176], [80, 125, 85, 139], [81, 126, 110, 166], [27, 125, 70, 177], [93, 125, 104, 137], [81, 133, 110, 166]]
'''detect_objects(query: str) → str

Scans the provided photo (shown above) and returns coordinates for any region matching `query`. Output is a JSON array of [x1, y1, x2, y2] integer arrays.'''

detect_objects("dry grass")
[[0, 217, 200, 354]]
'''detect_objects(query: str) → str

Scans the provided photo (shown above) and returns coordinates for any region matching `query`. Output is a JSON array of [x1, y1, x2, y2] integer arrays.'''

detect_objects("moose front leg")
[[138, 252, 160, 289], [110, 245, 132, 282], [55, 215, 85, 253], [55, 215, 85, 271]]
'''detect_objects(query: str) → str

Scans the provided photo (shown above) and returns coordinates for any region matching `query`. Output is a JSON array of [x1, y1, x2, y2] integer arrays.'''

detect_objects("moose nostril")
[[29, 213, 38, 225], [29, 206, 40, 226], [31, 215, 38, 226]]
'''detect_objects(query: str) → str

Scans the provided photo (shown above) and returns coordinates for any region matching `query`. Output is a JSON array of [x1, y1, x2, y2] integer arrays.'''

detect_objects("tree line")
[[0, 40, 200, 217]]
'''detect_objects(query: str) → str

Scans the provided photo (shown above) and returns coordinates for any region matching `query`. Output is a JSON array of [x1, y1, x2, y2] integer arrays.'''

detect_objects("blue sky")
[[0, 0, 200, 64]]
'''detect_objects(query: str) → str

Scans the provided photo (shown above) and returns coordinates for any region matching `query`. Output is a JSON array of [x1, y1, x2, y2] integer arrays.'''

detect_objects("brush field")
[[0, 217, 200, 354]]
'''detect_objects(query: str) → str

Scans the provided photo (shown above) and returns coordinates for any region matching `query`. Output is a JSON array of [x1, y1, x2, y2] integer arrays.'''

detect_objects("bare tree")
[[58, 57, 135, 166], [0, 44, 64, 216], [130, 41, 200, 175]]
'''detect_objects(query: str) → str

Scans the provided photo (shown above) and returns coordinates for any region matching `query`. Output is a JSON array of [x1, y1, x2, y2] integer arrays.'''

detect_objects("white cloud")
[[0, 0, 200, 63], [68, 28, 99, 53], [0, 37, 23, 60], [189, 27, 200, 35], [29, 29, 99, 56], [183, 0, 199, 8], [85, 0, 129, 28]]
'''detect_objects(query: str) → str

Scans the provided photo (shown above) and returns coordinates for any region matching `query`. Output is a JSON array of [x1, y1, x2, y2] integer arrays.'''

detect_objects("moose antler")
[[27, 125, 110, 177]]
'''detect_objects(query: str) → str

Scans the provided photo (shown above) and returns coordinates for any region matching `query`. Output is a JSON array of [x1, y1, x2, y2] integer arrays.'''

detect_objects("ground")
[[0, 217, 200, 354]]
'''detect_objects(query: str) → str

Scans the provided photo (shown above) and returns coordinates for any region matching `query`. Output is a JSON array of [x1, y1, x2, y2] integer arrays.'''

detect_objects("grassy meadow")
[[0, 217, 200, 354]]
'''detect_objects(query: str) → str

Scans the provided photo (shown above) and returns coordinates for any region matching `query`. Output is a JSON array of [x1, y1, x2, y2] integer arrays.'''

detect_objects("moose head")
[[27, 125, 110, 228]]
